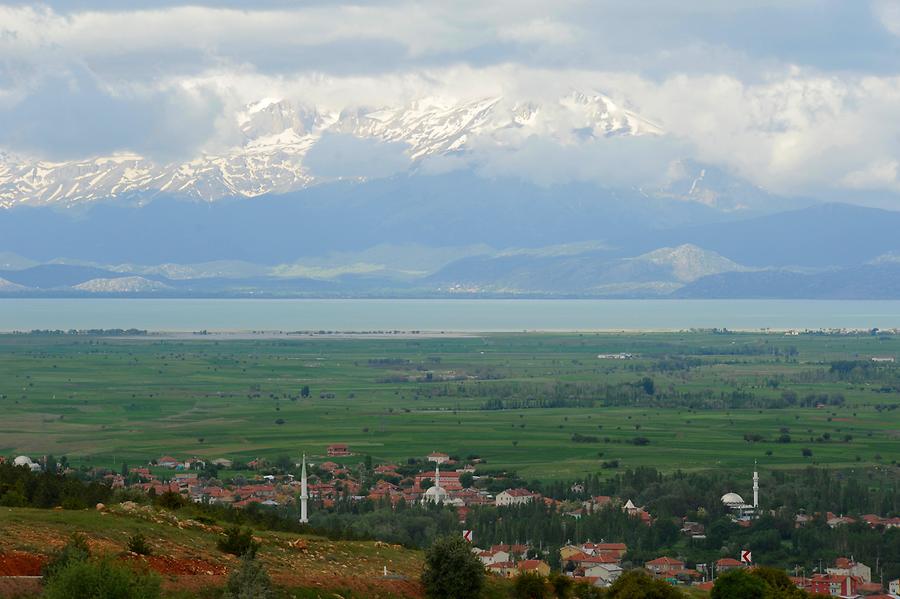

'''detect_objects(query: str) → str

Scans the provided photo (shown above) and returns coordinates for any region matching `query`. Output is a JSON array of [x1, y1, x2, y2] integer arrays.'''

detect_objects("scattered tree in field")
[[43, 533, 91, 580], [127, 532, 152, 556], [218, 525, 260, 558], [223, 554, 274, 599], [421, 535, 485, 599], [154, 491, 188, 510]]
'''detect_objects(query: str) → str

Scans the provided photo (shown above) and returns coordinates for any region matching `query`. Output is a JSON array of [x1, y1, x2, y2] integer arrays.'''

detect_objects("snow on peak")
[[0, 91, 662, 208]]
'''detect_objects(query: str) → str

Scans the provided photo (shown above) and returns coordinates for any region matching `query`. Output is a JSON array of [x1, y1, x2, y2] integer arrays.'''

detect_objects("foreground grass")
[[0, 507, 423, 598]]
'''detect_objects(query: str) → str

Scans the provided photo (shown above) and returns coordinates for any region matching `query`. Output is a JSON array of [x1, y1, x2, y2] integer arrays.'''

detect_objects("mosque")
[[422, 463, 464, 507], [720, 463, 760, 521]]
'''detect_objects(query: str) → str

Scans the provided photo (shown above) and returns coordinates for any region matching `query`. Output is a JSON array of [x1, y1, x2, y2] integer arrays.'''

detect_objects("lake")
[[1, 298, 899, 332]]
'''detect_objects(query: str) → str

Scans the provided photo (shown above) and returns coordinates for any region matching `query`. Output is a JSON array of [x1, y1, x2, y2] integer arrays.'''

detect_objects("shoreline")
[[1, 327, 897, 339]]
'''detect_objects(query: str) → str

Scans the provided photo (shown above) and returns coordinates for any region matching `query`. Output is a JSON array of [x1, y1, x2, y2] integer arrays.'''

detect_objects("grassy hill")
[[0, 505, 423, 598]]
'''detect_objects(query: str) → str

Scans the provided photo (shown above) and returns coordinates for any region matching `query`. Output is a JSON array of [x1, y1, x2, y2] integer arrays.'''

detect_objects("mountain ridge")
[[0, 92, 660, 208]]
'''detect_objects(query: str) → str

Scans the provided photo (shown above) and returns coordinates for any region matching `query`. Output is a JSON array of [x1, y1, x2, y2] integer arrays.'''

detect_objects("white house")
[[478, 549, 510, 566], [427, 452, 450, 464], [584, 563, 623, 587], [495, 488, 537, 507]]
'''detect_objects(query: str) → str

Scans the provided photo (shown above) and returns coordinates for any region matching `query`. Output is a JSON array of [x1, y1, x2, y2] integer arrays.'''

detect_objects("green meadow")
[[0, 331, 898, 479]]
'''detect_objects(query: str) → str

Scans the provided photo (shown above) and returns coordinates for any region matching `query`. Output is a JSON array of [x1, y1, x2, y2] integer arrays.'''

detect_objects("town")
[[6, 447, 899, 597]]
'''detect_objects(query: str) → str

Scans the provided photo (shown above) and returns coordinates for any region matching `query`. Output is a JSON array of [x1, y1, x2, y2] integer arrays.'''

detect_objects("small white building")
[[478, 549, 510, 566], [585, 563, 623, 587], [495, 488, 537, 507], [888, 578, 898, 595], [427, 452, 450, 464]]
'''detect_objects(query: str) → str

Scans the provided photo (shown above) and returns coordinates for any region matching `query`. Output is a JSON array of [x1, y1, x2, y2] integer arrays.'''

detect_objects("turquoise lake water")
[[1, 299, 898, 332]]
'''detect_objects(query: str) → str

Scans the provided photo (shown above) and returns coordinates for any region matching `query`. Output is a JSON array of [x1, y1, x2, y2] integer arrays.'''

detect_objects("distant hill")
[[653, 203, 900, 268], [676, 263, 900, 299], [0, 264, 135, 289], [427, 244, 745, 296], [73, 276, 172, 293]]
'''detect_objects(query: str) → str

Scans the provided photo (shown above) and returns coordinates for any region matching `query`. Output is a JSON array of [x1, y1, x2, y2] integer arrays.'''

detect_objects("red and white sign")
[[462, 530, 473, 543], [740, 550, 752, 564]]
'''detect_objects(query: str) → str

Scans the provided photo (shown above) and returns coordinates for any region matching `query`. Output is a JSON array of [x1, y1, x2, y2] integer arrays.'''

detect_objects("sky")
[[2, 1, 900, 204]]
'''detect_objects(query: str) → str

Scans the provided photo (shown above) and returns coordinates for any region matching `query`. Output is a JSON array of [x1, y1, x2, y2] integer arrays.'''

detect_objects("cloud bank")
[[0, 1, 899, 204]]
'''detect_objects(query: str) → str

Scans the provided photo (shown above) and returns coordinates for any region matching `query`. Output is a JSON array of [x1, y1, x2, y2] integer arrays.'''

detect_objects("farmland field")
[[1, 331, 898, 479]]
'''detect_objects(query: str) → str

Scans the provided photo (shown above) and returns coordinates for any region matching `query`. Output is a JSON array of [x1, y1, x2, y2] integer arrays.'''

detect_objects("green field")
[[1, 331, 898, 479]]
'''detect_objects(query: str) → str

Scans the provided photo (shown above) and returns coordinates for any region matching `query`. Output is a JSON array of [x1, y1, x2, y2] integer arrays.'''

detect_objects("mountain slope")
[[676, 263, 900, 299], [652, 203, 900, 267], [427, 244, 744, 295], [0, 92, 659, 207], [0, 172, 728, 265]]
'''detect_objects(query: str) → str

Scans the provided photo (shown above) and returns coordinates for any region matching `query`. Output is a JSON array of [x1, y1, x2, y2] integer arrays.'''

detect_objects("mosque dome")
[[424, 484, 449, 504], [721, 492, 746, 506]]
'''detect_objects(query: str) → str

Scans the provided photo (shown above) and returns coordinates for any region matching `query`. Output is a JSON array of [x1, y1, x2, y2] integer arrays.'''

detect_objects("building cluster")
[[90, 448, 548, 517], [787, 557, 898, 598], [475, 544, 550, 579], [559, 542, 627, 587]]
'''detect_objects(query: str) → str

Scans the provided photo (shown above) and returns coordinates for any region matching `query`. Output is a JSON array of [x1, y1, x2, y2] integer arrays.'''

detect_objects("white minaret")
[[753, 460, 759, 509], [300, 454, 309, 524], [435, 462, 440, 488]]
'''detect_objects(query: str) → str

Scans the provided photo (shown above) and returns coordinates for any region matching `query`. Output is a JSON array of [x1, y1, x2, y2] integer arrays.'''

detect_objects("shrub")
[[154, 491, 188, 510], [43, 533, 90, 580], [223, 554, 274, 599], [218, 525, 260, 557], [43, 556, 161, 599], [512, 572, 551, 599], [421, 535, 485, 599], [607, 570, 685, 598], [127, 532, 152, 556]]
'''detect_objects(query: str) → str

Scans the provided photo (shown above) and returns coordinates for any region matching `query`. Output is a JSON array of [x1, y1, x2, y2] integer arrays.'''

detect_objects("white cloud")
[[0, 2, 899, 204], [842, 160, 900, 192], [874, 0, 900, 35]]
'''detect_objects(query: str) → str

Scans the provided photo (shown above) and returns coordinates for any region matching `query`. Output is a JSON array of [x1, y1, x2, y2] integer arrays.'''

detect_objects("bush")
[[154, 491, 188, 510], [572, 581, 605, 599], [43, 533, 90, 580], [607, 570, 685, 598], [218, 525, 260, 557], [512, 572, 551, 599], [42, 556, 161, 599], [421, 535, 485, 599], [127, 532, 152, 556], [223, 554, 274, 599], [711, 569, 768, 599]]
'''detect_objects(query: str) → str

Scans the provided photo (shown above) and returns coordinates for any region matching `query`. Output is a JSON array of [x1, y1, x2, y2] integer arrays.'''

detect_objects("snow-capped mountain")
[[0, 92, 660, 207]]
